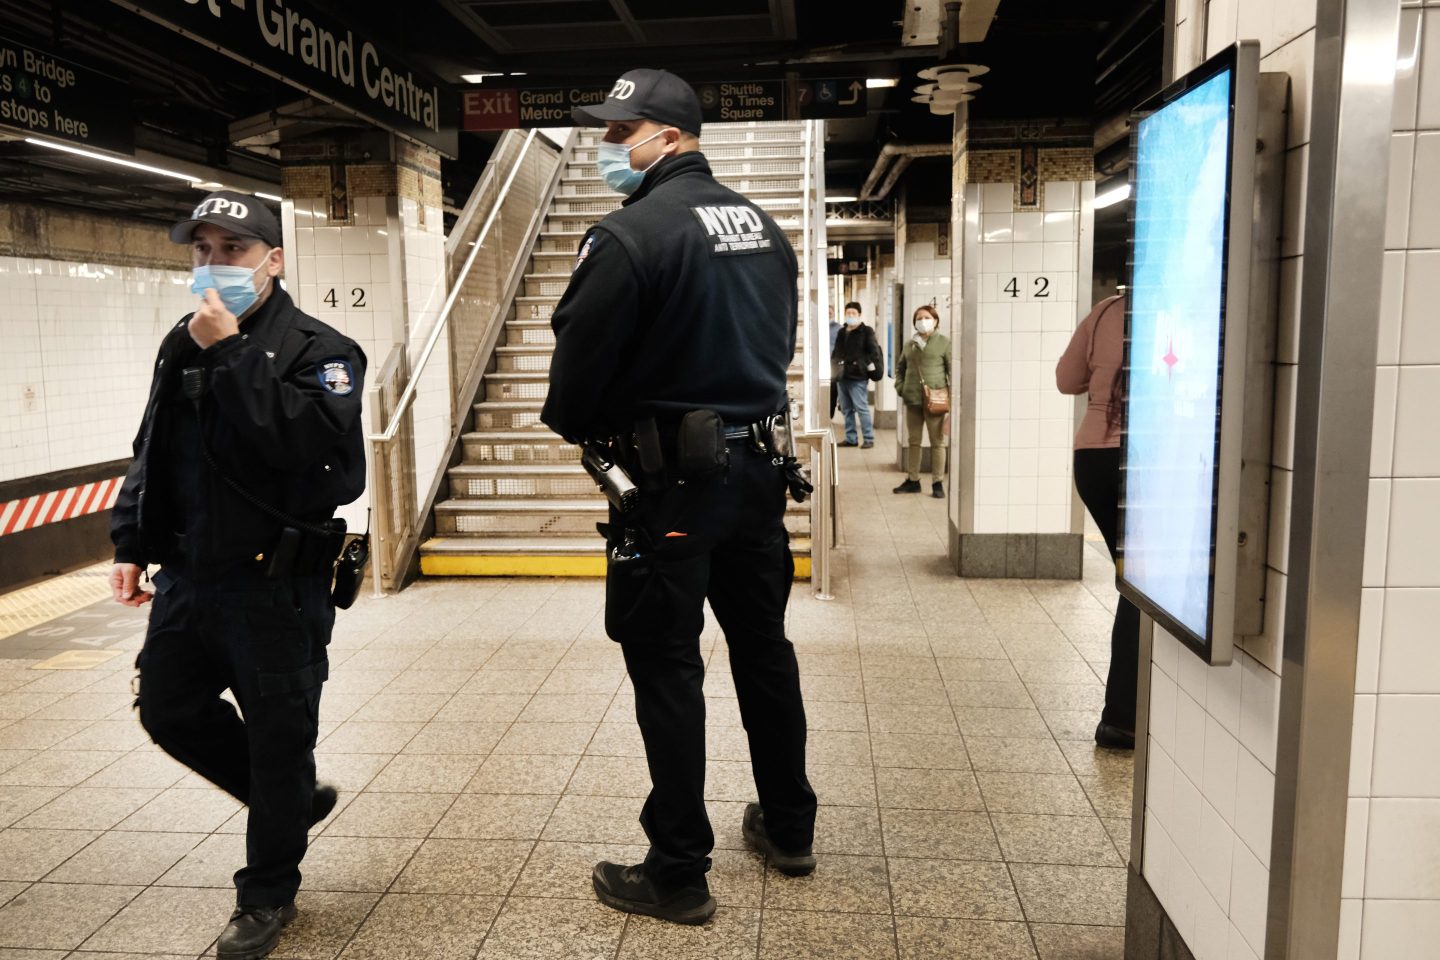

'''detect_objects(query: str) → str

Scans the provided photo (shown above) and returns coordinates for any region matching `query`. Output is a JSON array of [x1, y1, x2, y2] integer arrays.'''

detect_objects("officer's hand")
[[110, 563, 152, 607], [188, 289, 241, 349]]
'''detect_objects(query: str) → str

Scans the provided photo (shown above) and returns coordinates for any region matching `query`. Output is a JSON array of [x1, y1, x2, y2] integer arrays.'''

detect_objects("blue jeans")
[[836, 378, 873, 444]]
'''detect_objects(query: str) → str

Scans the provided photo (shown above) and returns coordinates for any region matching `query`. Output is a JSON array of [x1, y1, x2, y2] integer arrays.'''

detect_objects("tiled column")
[[279, 135, 451, 531], [1344, 2, 1440, 956], [952, 125, 1095, 579]]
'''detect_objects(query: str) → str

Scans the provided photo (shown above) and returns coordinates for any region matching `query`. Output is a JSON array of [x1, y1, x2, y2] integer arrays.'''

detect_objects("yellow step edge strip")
[[420, 554, 813, 580]]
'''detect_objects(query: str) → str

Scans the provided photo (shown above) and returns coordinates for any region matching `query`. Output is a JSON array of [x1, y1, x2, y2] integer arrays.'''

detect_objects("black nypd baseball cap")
[[573, 68, 703, 136], [169, 190, 283, 248]]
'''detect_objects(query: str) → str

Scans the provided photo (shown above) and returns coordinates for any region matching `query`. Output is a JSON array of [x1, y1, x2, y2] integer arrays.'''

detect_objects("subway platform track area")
[[0, 435, 1132, 959]]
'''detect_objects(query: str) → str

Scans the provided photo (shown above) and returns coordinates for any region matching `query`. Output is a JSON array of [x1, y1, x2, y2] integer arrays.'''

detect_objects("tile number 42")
[[1003, 276, 1050, 299], [324, 288, 367, 309]]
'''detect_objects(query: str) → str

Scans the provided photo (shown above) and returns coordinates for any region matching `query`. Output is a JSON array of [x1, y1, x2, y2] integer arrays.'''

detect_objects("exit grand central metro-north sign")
[[462, 77, 864, 131]]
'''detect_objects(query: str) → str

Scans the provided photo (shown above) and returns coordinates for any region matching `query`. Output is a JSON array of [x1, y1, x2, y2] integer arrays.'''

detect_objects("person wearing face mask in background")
[[893, 304, 951, 498], [830, 301, 882, 448], [543, 69, 817, 927], [109, 191, 366, 960]]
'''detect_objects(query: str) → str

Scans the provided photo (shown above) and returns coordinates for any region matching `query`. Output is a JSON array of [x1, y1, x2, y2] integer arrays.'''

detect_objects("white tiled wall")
[[400, 196, 452, 516], [0, 257, 194, 483], [1144, 626, 1279, 960], [970, 179, 1089, 535], [1139, 0, 1319, 956], [285, 193, 451, 532], [1345, 2, 1440, 957]]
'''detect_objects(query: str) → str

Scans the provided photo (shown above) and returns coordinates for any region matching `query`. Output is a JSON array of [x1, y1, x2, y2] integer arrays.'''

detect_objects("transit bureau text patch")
[[690, 204, 774, 257]]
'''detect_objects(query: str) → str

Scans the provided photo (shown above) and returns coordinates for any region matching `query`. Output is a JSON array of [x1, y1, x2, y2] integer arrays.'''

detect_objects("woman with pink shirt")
[[1056, 294, 1139, 750]]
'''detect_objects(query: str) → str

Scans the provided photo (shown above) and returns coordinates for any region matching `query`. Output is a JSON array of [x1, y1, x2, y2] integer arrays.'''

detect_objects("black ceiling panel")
[[463, 0, 620, 26]]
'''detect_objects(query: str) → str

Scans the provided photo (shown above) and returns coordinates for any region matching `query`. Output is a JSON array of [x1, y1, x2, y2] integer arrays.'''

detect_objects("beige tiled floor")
[[0, 431, 1132, 959]]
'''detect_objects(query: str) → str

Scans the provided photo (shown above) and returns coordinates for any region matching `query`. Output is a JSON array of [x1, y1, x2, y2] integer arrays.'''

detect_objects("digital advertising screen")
[[1119, 59, 1236, 649]]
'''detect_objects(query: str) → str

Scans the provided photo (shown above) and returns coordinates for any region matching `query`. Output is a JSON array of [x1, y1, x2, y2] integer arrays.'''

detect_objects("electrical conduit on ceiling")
[[858, 143, 952, 201]]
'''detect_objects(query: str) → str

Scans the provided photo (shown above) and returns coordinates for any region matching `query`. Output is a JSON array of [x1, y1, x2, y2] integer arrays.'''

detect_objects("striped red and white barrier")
[[0, 477, 124, 538]]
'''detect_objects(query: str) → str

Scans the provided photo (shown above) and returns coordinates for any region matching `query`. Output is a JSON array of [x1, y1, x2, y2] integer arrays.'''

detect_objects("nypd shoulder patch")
[[317, 359, 355, 396], [575, 233, 596, 268]]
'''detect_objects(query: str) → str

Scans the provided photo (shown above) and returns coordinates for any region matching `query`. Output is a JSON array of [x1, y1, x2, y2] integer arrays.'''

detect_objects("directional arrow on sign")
[[839, 81, 862, 105]]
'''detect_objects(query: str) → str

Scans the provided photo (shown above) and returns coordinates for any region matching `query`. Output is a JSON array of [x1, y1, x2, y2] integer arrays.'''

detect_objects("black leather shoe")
[[838, 440, 859, 447], [861, 440, 875, 449], [217, 903, 296, 960], [932, 482, 945, 499], [592, 861, 716, 925], [893, 479, 922, 494], [1095, 721, 1136, 750], [742, 802, 816, 877], [309, 783, 338, 828]]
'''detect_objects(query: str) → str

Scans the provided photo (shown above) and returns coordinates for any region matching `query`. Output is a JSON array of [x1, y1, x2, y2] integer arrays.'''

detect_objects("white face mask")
[[915, 317, 936, 335]]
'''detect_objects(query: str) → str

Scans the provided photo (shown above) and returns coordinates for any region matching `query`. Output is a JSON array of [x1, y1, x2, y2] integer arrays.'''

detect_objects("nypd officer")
[[542, 69, 818, 925], [110, 192, 365, 959]]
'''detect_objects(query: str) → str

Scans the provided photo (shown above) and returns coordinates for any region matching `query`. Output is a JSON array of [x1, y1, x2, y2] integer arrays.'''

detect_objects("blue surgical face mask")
[[595, 128, 674, 195], [190, 255, 273, 317]]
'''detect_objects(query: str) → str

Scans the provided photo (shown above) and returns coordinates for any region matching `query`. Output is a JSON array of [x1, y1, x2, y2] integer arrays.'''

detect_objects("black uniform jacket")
[[541, 151, 799, 443], [111, 288, 367, 570], [832, 322, 883, 381]]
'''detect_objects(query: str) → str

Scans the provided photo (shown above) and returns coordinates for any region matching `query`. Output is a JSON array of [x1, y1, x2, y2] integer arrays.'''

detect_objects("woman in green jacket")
[[893, 304, 951, 498]]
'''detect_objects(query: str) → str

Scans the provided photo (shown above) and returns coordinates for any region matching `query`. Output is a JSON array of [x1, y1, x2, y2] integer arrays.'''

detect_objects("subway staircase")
[[419, 122, 815, 578]]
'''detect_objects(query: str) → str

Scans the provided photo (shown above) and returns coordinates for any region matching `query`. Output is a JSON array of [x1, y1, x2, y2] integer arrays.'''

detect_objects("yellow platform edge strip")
[[421, 555, 813, 579]]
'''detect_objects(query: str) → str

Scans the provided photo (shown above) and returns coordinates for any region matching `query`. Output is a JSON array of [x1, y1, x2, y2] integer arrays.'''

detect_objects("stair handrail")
[[367, 129, 540, 446], [796, 118, 835, 600]]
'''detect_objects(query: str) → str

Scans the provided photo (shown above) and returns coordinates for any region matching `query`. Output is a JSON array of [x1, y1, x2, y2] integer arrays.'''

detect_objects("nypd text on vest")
[[691, 205, 773, 256]]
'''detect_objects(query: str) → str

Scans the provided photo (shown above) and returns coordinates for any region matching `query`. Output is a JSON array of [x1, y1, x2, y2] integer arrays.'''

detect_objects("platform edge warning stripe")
[[0, 476, 124, 538]]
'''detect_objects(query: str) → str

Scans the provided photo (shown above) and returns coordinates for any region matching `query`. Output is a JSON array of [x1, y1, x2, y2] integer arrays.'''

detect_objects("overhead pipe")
[[938, 2, 963, 59], [859, 142, 952, 201]]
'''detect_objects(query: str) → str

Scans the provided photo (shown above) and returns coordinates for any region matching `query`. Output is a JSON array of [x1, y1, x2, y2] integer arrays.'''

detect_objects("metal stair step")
[[473, 400, 546, 430], [494, 345, 553, 373], [447, 464, 596, 500], [482, 376, 551, 402], [504, 321, 555, 346], [433, 496, 810, 537]]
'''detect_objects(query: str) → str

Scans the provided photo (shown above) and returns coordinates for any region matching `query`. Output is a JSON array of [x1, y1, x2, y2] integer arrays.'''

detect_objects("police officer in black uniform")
[[542, 70, 819, 925], [110, 191, 365, 959]]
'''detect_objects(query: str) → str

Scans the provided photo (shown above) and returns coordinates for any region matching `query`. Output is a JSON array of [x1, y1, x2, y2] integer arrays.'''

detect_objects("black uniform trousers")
[[1072, 448, 1141, 730], [605, 443, 818, 888], [136, 565, 332, 908]]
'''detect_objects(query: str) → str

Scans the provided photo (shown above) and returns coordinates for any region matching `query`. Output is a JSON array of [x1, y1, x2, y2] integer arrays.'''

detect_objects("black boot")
[[893, 479, 922, 494], [1095, 721, 1135, 750], [592, 862, 716, 925], [309, 783, 338, 828], [742, 802, 816, 877], [932, 482, 945, 499], [216, 904, 296, 960]]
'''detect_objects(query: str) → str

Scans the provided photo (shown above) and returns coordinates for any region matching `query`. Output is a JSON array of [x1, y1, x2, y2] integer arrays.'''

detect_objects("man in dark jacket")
[[831, 301, 882, 447], [110, 191, 365, 960], [543, 68, 818, 926]]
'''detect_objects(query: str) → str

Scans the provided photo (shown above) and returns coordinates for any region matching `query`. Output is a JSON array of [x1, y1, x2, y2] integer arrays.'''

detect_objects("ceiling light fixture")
[[826, 195, 858, 203], [25, 137, 201, 182], [866, 78, 899, 88], [1094, 182, 1132, 209], [917, 63, 990, 81], [461, 72, 505, 83], [912, 63, 986, 117]]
